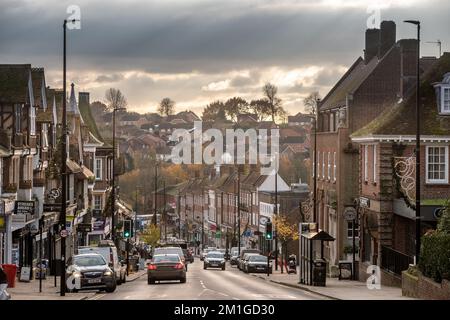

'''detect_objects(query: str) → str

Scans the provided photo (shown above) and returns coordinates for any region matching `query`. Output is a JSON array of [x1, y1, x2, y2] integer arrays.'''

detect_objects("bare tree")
[[105, 88, 127, 111], [262, 82, 285, 122], [303, 91, 321, 115], [158, 97, 175, 117]]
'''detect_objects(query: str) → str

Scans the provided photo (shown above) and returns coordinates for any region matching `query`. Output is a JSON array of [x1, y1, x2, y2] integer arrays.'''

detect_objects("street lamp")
[[404, 20, 421, 264], [314, 99, 319, 227], [111, 106, 126, 245]]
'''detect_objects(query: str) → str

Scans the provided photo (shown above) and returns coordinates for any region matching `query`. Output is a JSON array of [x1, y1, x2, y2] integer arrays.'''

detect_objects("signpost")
[[343, 206, 358, 280], [60, 229, 68, 238]]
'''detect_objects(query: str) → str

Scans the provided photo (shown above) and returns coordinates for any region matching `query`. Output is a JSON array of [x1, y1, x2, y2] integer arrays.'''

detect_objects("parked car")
[[78, 242, 126, 285], [66, 253, 117, 292], [229, 247, 245, 265], [244, 255, 272, 274], [203, 251, 226, 270], [237, 249, 261, 270], [182, 249, 194, 263], [239, 252, 259, 271], [147, 254, 186, 284]]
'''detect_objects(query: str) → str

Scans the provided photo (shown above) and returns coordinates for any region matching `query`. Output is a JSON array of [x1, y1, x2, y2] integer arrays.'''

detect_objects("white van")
[[78, 242, 127, 285]]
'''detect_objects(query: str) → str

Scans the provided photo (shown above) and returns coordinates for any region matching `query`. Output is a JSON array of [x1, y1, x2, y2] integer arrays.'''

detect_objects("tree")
[[250, 99, 271, 122], [202, 101, 226, 122], [105, 88, 127, 111], [273, 215, 299, 272], [158, 98, 175, 117], [262, 83, 285, 122], [140, 223, 161, 249], [303, 91, 321, 115], [224, 97, 249, 122]]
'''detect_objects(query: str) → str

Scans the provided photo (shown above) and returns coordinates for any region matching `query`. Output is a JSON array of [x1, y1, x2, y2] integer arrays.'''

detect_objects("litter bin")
[[312, 259, 326, 287], [2, 264, 17, 288]]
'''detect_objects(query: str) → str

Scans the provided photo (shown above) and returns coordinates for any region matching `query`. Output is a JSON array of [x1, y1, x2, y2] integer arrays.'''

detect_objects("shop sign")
[[14, 201, 35, 215]]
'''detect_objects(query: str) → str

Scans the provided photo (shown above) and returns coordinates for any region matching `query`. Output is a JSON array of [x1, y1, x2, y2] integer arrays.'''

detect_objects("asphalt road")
[[90, 259, 327, 300]]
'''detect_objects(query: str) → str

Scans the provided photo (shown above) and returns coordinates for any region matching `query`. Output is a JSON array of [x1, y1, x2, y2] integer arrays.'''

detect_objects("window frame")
[[425, 145, 449, 184], [95, 158, 102, 181], [327, 151, 331, 180], [347, 220, 360, 239], [373, 144, 377, 183], [364, 145, 368, 183], [333, 152, 337, 182], [441, 86, 450, 114], [322, 151, 325, 180]]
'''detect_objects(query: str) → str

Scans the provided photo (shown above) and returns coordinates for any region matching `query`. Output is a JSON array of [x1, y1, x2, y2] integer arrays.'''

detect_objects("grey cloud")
[[95, 73, 125, 83]]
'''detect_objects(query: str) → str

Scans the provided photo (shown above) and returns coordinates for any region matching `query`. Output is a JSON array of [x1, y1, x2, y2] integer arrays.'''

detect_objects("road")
[[90, 259, 327, 300]]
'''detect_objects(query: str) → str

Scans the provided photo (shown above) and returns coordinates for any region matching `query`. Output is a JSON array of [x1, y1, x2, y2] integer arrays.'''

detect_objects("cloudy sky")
[[1, 0, 449, 116]]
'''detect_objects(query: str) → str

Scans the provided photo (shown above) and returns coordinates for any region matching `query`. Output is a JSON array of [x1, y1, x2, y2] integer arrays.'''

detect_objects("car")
[[78, 241, 126, 285], [200, 248, 212, 261], [244, 255, 272, 273], [147, 254, 186, 284], [66, 253, 117, 293], [153, 246, 186, 265], [229, 247, 245, 266], [203, 251, 226, 270], [237, 249, 261, 270], [239, 252, 259, 271], [182, 249, 194, 263]]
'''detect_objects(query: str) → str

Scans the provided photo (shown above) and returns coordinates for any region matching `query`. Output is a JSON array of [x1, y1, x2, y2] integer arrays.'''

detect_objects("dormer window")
[[433, 72, 450, 115]]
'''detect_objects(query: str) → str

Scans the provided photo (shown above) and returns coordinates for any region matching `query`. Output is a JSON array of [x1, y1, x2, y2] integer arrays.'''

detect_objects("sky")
[[1, 0, 449, 116]]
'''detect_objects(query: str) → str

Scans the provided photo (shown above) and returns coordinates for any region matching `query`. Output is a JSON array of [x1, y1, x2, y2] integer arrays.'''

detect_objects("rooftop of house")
[[0, 64, 32, 104], [352, 52, 450, 137], [78, 93, 105, 144]]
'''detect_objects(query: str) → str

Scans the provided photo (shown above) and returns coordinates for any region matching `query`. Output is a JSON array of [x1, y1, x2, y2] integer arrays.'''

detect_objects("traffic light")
[[124, 219, 133, 238], [265, 221, 273, 240]]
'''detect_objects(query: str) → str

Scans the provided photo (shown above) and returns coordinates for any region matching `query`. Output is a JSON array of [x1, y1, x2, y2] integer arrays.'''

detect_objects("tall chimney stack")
[[364, 28, 380, 63], [379, 21, 396, 58]]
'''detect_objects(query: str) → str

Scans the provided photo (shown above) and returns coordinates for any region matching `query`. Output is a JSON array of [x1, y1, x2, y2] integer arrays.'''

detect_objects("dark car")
[[182, 249, 194, 263], [66, 253, 117, 293], [238, 249, 261, 270], [153, 246, 187, 270], [244, 255, 272, 274], [203, 251, 226, 270], [147, 254, 186, 284]]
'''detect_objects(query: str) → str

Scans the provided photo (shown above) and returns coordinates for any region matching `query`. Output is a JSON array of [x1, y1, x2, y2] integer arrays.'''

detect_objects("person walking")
[[0, 265, 10, 300]]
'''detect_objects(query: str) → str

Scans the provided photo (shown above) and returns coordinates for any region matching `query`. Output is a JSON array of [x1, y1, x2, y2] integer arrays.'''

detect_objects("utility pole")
[[274, 158, 278, 271], [153, 162, 158, 226], [237, 168, 241, 258], [164, 181, 167, 242], [314, 99, 319, 227], [202, 187, 205, 249]]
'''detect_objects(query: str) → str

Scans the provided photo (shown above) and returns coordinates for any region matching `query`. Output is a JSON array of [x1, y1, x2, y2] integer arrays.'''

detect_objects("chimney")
[[364, 28, 380, 63], [78, 92, 90, 106], [379, 21, 396, 58], [399, 39, 419, 98]]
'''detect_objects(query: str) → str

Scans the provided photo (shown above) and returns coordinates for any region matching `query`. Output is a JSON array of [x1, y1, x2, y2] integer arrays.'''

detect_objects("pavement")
[[7, 268, 146, 300], [251, 266, 415, 300]]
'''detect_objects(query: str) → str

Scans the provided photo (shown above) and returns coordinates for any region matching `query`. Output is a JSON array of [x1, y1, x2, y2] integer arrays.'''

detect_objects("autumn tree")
[[202, 101, 226, 122], [224, 97, 249, 122], [140, 223, 161, 249], [158, 97, 175, 117], [262, 83, 285, 122], [273, 215, 299, 272], [105, 88, 127, 111]]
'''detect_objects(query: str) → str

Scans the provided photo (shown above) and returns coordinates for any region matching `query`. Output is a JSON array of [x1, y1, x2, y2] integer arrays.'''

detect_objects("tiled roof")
[[352, 52, 450, 137], [0, 64, 31, 104], [31, 68, 46, 109]]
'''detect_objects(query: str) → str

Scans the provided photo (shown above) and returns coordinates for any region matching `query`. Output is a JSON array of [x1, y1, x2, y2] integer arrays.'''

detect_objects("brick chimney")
[[78, 91, 90, 106], [399, 39, 419, 99], [364, 28, 380, 63], [379, 21, 396, 58]]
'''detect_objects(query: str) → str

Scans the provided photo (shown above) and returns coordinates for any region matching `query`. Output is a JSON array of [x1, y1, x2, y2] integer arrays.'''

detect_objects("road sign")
[[60, 229, 69, 238], [343, 207, 357, 221]]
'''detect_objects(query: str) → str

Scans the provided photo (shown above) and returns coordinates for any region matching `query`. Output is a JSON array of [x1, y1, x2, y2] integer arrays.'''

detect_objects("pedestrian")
[[0, 265, 8, 299]]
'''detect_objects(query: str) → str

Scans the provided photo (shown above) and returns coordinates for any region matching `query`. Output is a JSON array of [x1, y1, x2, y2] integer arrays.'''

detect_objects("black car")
[[147, 254, 186, 284], [66, 253, 117, 293], [244, 255, 272, 274]]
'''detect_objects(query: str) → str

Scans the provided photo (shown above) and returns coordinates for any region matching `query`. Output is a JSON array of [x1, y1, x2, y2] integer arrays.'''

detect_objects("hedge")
[[419, 232, 450, 283]]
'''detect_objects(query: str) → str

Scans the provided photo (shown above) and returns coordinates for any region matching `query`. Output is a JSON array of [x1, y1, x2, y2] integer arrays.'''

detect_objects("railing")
[[381, 245, 414, 276]]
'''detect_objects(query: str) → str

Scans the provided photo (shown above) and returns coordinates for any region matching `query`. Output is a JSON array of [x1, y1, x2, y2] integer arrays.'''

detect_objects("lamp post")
[[404, 19, 421, 264], [237, 168, 241, 258], [274, 153, 278, 271], [111, 106, 125, 245], [314, 99, 319, 227]]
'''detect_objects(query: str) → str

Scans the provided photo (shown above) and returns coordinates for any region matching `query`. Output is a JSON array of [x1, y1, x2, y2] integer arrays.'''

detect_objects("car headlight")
[[104, 270, 113, 276], [73, 272, 82, 278]]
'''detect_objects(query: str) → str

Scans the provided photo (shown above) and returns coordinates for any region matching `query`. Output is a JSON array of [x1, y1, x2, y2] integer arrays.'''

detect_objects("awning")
[[66, 159, 82, 173], [76, 165, 95, 180]]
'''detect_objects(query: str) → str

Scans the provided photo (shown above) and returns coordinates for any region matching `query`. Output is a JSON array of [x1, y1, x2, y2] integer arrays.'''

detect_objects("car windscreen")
[[207, 253, 224, 259], [155, 248, 182, 255], [249, 255, 267, 262], [153, 255, 180, 263], [73, 255, 106, 266]]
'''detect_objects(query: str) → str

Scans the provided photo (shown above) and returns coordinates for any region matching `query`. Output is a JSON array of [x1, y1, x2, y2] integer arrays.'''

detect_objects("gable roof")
[[352, 52, 449, 137], [0, 64, 32, 104], [78, 93, 104, 143]]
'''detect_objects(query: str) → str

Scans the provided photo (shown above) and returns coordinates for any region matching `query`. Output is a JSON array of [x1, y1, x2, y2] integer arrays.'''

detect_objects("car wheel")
[[122, 274, 126, 284], [222, 265, 225, 271], [105, 284, 117, 293], [203, 264, 207, 270], [180, 277, 186, 283], [148, 277, 155, 285]]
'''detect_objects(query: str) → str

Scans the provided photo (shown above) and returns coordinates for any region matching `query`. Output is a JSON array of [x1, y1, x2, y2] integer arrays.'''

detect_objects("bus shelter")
[[299, 227, 335, 286]]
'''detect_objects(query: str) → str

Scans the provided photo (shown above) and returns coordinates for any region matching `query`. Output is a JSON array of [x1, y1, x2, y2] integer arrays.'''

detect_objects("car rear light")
[[148, 264, 157, 270], [174, 263, 184, 269]]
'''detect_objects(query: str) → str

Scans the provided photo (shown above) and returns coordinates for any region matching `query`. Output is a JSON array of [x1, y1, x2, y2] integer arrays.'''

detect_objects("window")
[[347, 221, 360, 239], [364, 145, 368, 182], [95, 158, 102, 180], [322, 152, 325, 179], [442, 87, 450, 113], [94, 195, 102, 210], [329, 113, 335, 132], [327, 152, 331, 180], [312, 152, 315, 177], [316, 152, 320, 178], [426, 146, 448, 183], [373, 145, 377, 183], [14, 104, 22, 133], [333, 152, 337, 182]]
